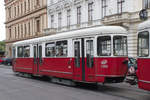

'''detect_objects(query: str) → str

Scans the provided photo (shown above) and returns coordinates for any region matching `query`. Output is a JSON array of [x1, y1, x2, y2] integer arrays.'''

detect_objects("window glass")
[[56, 40, 68, 57], [12, 47, 16, 58], [86, 40, 94, 68], [17, 46, 23, 57], [138, 31, 149, 57], [97, 36, 111, 56], [113, 36, 127, 56], [45, 42, 55, 57], [74, 41, 80, 67], [24, 46, 30, 57]]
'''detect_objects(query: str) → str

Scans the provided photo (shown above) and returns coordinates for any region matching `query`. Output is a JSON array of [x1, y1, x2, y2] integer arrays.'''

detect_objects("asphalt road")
[[0, 65, 149, 100]]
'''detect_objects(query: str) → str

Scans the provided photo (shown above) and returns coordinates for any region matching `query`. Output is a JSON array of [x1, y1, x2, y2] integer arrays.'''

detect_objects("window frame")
[[51, 15, 54, 28], [113, 35, 128, 56], [55, 40, 68, 57], [88, 2, 93, 22], [86, 39, 94, 68], [101, 0, 107, 18], [77, 6, 81, 25], [24, 45, 30, 58], [58, 12, 62, 29], [138, 31, 149, 57], [17, 46, 24, 58], [97, 36, 111, 56], [117, 0, 125, 14], [67, 9, 71, 27], [143, 0, 150, 9], [45, 42, 56, 57]]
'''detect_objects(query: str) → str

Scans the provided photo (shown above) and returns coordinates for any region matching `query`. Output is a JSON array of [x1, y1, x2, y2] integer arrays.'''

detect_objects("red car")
[[0, 58, 3, 64]]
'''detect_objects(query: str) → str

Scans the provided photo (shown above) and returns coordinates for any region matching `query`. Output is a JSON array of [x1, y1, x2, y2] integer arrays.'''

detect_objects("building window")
[[21, 24, 23, 38], [36, 19, 40, 33], [67, 9, 71, 27], [14, 7, 16, 17], [102, 0, 107, 18], [28, 22, 30, 36], [21, 3, 23, 15], [77, 6, 81, 24], [28, 0, 30, 11], [24, 1, 26, 13], [18, 25, 20, 38], [18, 5, 19, 16], [117, 0, 125, 14], [36, 0, 40, 5], [15, 27, 16, 39], [88, 2, 93, 22], [8, 7, 11, 18], [58, 12, 62, 28], [9, 28, 11, 39], [24, 24, 27, 37], [143, 0, 150, 9], [51, 15, 54, 28]]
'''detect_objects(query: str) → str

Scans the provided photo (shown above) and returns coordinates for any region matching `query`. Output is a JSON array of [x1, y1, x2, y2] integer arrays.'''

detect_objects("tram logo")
[[101, 60, 108, 68], [101, 60, 108, 65]]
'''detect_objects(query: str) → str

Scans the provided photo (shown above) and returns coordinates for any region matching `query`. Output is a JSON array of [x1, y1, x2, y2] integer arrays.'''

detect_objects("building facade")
[[4, 0, 48, 57], [46, 0, 150, 57]]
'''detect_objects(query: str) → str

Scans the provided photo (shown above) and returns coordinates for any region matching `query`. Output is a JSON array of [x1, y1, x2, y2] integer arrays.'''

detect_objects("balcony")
[[43, 28, 57, 35], [102, 12, 131, 25]]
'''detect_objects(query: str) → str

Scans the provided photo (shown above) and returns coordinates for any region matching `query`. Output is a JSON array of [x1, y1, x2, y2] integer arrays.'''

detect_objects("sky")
[[0, 1, 6, 41]]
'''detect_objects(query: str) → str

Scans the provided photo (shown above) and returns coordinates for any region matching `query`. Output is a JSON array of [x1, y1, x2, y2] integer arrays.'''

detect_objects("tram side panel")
[[13, 58, 34, 74], [39, 57, 74, 80], [95, 57, 127, 83], [137, 58, 150, 91]]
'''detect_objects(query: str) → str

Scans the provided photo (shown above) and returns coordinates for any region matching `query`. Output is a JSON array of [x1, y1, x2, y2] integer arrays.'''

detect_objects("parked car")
[[1, 58, 13, 66], [0, 58, 3, 64]]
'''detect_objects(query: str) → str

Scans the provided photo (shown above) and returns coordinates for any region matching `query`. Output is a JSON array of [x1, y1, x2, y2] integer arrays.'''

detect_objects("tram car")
[[137, 20, 150, 91], [12, 26, 128, 85]]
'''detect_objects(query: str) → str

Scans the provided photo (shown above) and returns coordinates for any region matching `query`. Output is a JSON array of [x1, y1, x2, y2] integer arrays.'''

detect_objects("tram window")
[[17, 46, 23, 57], [97, 36, 111, 56], [138, 31, 149, 57], [74, 41, 80, 67], [45, 42, 55, 57], [12, 47, 16, 58], [113, 36, 127, 56], [86, 40, 94, 68], [24, 46, 30, 57], [56, 40, 68, 57]]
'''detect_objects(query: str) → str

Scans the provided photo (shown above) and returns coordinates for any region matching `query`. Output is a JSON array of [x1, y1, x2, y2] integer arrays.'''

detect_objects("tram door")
[[84, 38, 95, 82], [33, 44, 43, 75], [73, 39, 84, 81], [73, 38, 95, 82]]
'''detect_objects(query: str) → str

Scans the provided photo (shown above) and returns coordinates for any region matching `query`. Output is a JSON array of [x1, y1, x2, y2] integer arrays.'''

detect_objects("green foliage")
[[0, 41, 5, 52]]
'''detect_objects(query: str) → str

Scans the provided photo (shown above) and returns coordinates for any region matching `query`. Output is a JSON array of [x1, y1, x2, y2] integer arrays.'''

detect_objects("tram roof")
[[13, 26, 127, 46], [138, 20, 150, 31]]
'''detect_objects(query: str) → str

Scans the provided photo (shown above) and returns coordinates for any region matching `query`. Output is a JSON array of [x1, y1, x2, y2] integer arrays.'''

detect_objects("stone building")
[[46, 0, 150, 57], [4, 0, 48, 57]]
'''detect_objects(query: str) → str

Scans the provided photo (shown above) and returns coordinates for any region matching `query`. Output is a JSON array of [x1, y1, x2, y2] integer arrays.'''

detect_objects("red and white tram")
[[12, 26, 128, 85], [137, 20, 150, 91]]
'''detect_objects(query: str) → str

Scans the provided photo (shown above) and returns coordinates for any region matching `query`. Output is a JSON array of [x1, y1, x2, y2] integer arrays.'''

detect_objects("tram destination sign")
[[139, 9, 148, 21]]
